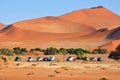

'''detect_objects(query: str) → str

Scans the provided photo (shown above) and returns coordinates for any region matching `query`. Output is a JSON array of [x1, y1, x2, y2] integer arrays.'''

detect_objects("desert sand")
[[0, 22, 6, 30], [0, 54, 120, 80]]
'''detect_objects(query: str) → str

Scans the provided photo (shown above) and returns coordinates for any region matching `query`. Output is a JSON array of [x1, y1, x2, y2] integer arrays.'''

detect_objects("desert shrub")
[[108, 45, 120, 60], [59, 48, 68, 55], [116, 44, 120, 52], [92, 48, 107, 54], [66, 48, 75, 54], [99, 77, 109, 80], [13, 47, 28, 54], [13, 47, 22, 54], [21, 48, 28, 52], [0, 48, 14, 56], [44, 47, 59, 55], [35, 48, 42, 51], [30, 49, 35, 52]]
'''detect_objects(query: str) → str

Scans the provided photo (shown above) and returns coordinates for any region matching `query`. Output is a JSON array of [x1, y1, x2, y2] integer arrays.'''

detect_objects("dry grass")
[[54, 70, 61, 74], [99, 77, 109, 80], [101, 67, 106, 70], [60, 67, 69, 70], [84, 66, 91, 68], [50, 63, 57, 66], [26, 72, 34, 75], [32, 64, 37, 66], [48, 74, 55, 77]]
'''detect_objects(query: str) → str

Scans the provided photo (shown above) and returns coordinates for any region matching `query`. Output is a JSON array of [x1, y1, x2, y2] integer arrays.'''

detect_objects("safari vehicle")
[[66, 56, 74, 61], [14, 57, 21, 61], [27, 57, 34, 62], [49, 56, 55, 61], [36, 57, 43, 61], [97, 57, 103, 61]]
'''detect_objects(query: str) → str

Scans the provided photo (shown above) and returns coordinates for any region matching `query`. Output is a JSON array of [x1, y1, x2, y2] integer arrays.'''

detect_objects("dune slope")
[[59, 6, 120, 29], [0, 22, 6, 30], [13, 16, 95, 33]]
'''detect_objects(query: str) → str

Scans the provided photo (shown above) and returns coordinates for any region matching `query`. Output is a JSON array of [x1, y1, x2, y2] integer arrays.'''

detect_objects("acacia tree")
[[75, 48, 84, 59], [13, 47, 22, 54], [0, 48, 14, 56], [59, 48, 68, 62], [92, 48, 107, 54]]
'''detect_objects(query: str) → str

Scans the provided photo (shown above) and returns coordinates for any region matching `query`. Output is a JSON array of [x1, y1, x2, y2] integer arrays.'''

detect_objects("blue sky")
[[0, 0, 120, 24]]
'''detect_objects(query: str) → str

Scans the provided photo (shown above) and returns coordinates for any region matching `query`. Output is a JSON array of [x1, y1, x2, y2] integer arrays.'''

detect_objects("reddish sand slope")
[[0, 25, 109, 49], [13, 16, 95, 33], [102, 40, 120, 51], [59, 6, 120, 29], [0, 22, 6, 30]]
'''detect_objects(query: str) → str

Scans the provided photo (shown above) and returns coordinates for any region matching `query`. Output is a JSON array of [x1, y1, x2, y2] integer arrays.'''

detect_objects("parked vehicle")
[[43, 57, 49, 61], [82, 56, 89, 61], [97, 57, 103, 61], [36, 57, 43, 61], [66, 56, 74, 61], [49, 56, 55, 61], [27, 57, 34, 62], [90, 57, 97, 61], [14, 57, 21, 61]]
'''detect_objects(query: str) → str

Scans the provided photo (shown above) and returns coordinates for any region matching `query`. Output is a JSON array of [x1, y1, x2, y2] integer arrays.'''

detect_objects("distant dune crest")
[[0, 22, 6, 30]]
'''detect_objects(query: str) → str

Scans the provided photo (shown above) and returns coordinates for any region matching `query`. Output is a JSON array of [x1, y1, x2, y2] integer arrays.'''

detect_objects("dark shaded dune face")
[[107, 27, 120, 40], [0, 24, 12, 32], [13, 16, 95, 33], [0, 22, 6, 30]]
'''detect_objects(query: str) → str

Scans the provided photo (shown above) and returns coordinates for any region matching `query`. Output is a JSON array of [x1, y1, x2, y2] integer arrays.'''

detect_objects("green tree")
[[44, 47, 59, 55], [0, 48, 14, 56], [35, 48, 42, 51], [92, 48, 107, 54], [21, 48, 28, 52], [66, 48, 75, 54], [13, 47, 22, 54], [59, 48, 68, 62], [75, 48, 84, 59]]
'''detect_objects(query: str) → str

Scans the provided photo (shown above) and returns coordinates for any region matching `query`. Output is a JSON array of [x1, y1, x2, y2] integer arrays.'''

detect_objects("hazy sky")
[[0, 0, 120, 24]]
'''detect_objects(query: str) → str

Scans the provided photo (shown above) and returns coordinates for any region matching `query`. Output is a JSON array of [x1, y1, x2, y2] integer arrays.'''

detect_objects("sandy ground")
[[0, 54, 120, 80], [0, 62, 120, 80]]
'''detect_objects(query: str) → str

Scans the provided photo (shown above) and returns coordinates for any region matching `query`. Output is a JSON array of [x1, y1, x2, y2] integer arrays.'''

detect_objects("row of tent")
[[14, 56, 103, 62]]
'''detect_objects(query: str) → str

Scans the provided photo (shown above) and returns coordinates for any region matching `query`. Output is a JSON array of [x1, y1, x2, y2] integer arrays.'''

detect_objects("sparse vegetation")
[[54, 70, 61, 74], [48, 74, 55, 77], [44, 47, 59, 55], [13, 47, 28, 55], [99, 77, 109, 80], [92, 48, 107, 54], [108, 45, 120, 60], [0, 47, 93, 56], [0, 48, 14, 56], [26, 72, 34, 75]]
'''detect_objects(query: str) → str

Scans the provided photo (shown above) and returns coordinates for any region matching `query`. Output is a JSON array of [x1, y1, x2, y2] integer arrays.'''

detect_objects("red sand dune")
[[0, 22, 6, 30], [59, 6, 120, 29], [0, 6, 120, 50], [102, 40, 120, 51], [13, 16, 95, 33]]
